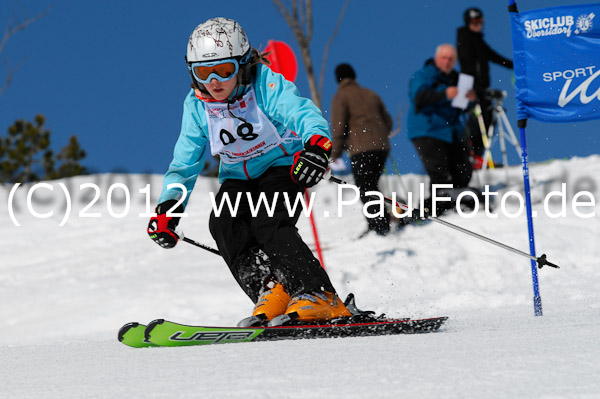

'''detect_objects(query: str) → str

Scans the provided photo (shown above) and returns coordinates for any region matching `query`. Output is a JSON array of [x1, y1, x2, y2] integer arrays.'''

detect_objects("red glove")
[[291, 135, 332, 188], [147, 200, 183, 249]]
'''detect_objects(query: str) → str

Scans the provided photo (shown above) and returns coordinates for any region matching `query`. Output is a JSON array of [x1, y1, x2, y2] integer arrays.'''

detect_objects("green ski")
[[118, 322, 159, 348], [145, 320, 265, 346], [140, 316, 448, 347]]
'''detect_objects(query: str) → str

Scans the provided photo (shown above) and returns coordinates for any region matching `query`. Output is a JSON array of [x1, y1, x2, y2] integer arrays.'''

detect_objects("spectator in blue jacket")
[[407, 44, 475, 216]]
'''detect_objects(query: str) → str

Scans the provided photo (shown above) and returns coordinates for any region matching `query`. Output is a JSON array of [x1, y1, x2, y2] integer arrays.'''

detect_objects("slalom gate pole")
[[518, 122, 543, 315], [305, 189, 326, 269], [324, 169, 559, 270], [508, 0, 543, 316]]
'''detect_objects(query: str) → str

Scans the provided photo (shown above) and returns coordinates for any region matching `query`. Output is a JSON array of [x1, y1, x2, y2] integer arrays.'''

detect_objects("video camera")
[[486, 89, 507, 100]]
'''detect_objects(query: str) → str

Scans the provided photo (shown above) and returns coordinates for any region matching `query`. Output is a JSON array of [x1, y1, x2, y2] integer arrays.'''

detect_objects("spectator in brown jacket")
[[330, 63, 394, 236]]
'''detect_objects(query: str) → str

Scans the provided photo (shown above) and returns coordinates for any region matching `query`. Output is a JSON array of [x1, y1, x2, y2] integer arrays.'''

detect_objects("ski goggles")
[[189, 59, 239, 84]]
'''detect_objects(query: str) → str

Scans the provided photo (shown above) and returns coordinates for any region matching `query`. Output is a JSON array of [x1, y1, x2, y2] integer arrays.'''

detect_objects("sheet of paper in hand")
[[452, 73, 474, 109]]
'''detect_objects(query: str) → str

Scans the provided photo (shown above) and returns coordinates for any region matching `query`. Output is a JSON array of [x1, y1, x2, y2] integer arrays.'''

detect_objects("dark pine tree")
[[0, 114, 87, 183]]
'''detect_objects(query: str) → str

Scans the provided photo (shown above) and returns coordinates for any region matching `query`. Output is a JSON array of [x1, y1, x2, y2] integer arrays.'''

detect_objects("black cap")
[[335, 63, 356, 82], [464, 7, 483, 25]]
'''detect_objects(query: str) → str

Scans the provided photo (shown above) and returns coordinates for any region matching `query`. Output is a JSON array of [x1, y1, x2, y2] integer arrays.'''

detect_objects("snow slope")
[[1, 156, 600, 398]]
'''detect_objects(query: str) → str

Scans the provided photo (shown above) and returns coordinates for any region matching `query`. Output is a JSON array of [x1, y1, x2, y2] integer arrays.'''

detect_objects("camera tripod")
[[473, 89, 522, 181]]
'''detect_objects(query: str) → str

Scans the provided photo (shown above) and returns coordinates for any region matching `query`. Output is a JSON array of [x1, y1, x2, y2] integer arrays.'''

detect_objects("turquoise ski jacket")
[[158, 64, 330, 206]]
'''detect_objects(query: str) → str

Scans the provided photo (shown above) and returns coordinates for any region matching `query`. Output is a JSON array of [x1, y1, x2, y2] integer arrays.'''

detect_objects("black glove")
[[291, 135, 332, 188], [147, 199, 184, 249]]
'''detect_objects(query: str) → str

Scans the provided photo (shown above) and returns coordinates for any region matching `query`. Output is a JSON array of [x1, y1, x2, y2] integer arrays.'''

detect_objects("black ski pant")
[[209, 166, 334, 303], [412, 136, 473, 215], [350, 150, 390, 235]]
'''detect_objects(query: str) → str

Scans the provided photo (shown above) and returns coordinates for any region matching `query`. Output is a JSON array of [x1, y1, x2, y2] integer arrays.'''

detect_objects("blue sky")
[[2, 0, 599, 175]]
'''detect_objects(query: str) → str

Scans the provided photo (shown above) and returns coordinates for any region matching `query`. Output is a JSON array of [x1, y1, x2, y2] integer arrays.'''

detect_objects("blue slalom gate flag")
[[510, 3, 600, 122]]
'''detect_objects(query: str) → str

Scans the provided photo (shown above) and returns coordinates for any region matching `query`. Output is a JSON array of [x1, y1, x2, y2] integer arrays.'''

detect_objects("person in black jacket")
[[457, 7, 513, 165]]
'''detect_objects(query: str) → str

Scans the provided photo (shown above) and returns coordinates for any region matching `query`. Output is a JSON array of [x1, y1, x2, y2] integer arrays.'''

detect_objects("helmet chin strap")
[[227, 83, 249, 101], [194, 82, 210, 95]]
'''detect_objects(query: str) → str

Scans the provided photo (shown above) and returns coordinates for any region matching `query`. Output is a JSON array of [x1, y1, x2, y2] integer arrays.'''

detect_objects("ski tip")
[[118, 322, 140, 342], [145, 319, 166, 341]]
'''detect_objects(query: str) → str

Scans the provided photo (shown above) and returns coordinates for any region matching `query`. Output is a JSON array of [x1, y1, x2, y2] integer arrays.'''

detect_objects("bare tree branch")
[[273, 0, 319, 107], [273, 0, 304, 45], [0, 7, 50, 55], [305, 0, 313, 43], [318, 0, 349, 99], [298, 0, 305, 35], [273, 1, 349, 109], [0, 67, 14, 98], [0, 59, 24, 98], [1, 6, 51, 99], [390, 103, 407, 138], [292, 0, 299, 27]]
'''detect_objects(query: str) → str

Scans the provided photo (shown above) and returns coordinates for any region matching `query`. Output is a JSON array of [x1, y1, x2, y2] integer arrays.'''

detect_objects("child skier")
[[147, 17, 351, 326]]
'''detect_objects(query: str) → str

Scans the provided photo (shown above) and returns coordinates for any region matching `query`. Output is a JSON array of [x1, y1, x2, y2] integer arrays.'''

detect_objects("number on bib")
[[220, 129, 236, 145], [237, 122, 258, 141]]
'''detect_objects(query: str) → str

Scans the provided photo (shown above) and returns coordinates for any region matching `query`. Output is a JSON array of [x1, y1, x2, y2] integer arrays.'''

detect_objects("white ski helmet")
[[187, 17, 251, 63]]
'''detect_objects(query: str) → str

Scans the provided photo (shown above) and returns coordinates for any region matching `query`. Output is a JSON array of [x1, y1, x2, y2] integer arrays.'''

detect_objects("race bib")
[[205, 88, 282, 164]]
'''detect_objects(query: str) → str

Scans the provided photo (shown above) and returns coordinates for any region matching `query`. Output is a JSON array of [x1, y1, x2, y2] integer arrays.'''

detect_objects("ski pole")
[[323, 170, 559, 269], [474, 103, 495, 170], [176, 230, 221, 255], [183, 237, 220, 255], [389, 155, 410, 199]]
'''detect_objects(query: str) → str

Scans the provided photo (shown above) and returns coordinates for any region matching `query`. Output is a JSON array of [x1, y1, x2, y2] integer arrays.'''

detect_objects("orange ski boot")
[[237, 282, 290, 327], [268, 291, 352, 326]]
